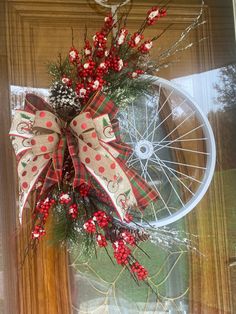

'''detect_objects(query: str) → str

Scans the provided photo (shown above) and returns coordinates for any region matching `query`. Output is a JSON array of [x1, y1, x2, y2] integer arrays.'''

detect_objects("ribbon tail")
[[18, 158, 51, 223], [85, 167, 129, 220], [66, 132, 90, 188], [83, 147, 138, 220], [125, 167, 159, 209], [40, 162, 59, 196], [52, 136, 67, 183]]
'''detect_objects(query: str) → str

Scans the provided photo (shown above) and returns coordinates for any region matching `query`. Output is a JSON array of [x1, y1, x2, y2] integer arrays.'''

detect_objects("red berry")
[[121, 231, 136, 246], [96, 234, 108, 247], [93, 211, 110, 228], [59, 193, 71, 204], [83, 218, 96, 233], [128, 32, 143, 47], [131, 261, 148, 280], [68, 203, 78, 219], [112, 240, 131, 265]]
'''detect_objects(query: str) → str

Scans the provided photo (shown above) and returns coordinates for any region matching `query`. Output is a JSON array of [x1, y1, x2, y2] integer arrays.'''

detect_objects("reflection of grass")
[[71, 218, 189, 305], [218, 169, 236, 253]]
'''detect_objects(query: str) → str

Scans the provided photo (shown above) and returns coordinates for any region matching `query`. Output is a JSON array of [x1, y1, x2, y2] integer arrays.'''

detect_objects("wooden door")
[[0, 0, 236, 313]]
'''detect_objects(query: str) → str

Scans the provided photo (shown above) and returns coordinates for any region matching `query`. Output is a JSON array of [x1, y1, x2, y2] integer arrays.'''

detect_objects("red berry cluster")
[[96, 48, 105, 59], [121, 231, 136, 246], [68, 203, 78, 219], [78, 60, 96, 77], [75, 83, 88, 100], [59, 193, 72, 204], [89, 77, 105, 91], [146, 7, 166, 26], [138, 40, 153, 54], [32, 225, 46, 239], [35, 198, 55, 221], [78, 183, 90, 197], [96, 62, 109, 76], [128, 32, 144, 48], [113, 240, 131, 265], [32, 197, 55, 240], [84, 40, 92, 57], [69, 47, 79, 62], [93, 210, 111, 228], [60, 8, 167, 104], [109, 56, 124, 72], [117, 28, 128, 46], [131, 261, 148, 280], [128, 69, 144, 79], [96, 234, 108, 247], [83, 218, 96, 233], [103, 13, 114, 30], [83, 210, 111, 233], [93, 32, 107, 49], [62, 75, 72, 87]]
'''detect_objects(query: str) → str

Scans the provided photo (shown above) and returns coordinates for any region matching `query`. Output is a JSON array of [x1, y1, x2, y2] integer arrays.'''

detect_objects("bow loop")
[[70, 112, 100, 149], [31, 110, 61, 158], [31, 133, 60, 156], [34, 110, 61, 134], [93, 114, 116, 143], [70, 111, 118, 182]]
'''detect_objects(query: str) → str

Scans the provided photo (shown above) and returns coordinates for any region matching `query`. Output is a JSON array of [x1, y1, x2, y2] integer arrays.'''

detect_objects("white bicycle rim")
[[119, 76, 216, 227]]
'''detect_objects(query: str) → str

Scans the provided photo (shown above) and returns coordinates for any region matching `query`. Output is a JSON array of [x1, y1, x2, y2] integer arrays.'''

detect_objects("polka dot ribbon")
[[9, 100, 137, 221], [70, 112, 118, 181]]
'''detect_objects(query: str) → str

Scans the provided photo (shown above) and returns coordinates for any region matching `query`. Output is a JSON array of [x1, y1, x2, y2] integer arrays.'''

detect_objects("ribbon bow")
[[9, 92, 158, 221]]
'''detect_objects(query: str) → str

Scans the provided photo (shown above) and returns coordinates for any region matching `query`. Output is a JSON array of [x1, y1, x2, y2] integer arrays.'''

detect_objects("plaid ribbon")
[[83, 91, 118, 119], [66, 131, 90, 188]]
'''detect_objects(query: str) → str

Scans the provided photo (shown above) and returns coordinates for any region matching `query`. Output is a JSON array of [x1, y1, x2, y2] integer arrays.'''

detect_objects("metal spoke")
[[157, 159, 206, 170], [157, 111, 196, 145], [143, 167, 172, 216], [141, 84, 164, 139], [147, 110, 173, 141], [145, 95, 149, 137], [150, 155, 185, 207], [140, 158, 149, 179], [150, 159, 203, 184], [154, 124, 204, 154], [150, 98, 187, 143], [127, 151, 137, 164], [154, 143, 209, 155], [158, 137, 208, 144], [151, 202, 158, 221], [128, 158, 140, 167], [125, 115, 144, 141], [151, 153, 195, 196], [131, 100, 143, 140]]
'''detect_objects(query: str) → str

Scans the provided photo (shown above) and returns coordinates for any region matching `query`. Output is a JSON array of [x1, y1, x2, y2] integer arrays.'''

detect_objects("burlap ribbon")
[[9, 92, 158, 221]]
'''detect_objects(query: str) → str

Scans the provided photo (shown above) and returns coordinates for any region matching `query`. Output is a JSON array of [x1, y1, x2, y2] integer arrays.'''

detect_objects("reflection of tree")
[[209, 64, 236, 170], [214, 64, 236, 111]]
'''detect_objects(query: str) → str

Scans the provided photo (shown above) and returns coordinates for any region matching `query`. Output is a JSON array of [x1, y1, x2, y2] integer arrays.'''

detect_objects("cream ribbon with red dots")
[[10, 109, 137, 221]]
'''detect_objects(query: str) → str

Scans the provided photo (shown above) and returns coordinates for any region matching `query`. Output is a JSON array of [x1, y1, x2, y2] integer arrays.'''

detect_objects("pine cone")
[[105, 223, 150, 243], [49, 82, 81, 121]]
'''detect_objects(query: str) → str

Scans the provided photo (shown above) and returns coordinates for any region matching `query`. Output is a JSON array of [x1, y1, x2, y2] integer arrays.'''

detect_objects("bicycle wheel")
[[119, 76, 216, 227]]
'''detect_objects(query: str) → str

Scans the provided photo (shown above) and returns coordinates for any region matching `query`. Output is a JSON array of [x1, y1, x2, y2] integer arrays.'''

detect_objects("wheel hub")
[[134, 140, 154, 159]]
